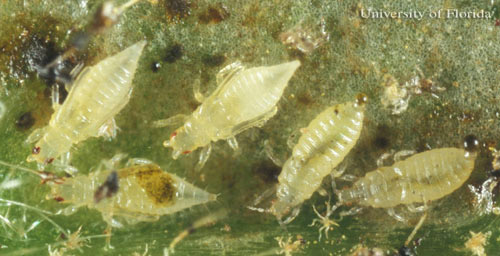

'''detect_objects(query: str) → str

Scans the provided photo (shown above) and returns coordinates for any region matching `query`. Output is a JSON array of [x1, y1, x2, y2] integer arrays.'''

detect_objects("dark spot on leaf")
[[164, 44, 183, 63], [398, 246, 414, 256], [373, 125, 392, 150], [16, 112, 35, 130], [202, 54, 225, 67], [151, 62, 161, 72], [163, 0, 192, 23], [23, 35, 76, 88], [198, 4, 229, 24], [252, 160, 280, 184], [296, 91, 314, 107], [464, 134, 479, 153]]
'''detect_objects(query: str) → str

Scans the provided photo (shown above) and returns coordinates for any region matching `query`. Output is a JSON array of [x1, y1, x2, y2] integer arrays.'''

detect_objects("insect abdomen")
[[223, 61, 300, 123], [342, 148, 477, 208], [53, 40, 146, 140], [199, 61, 300, 138], [292, 102, 364, 162], [276, 98, 365, 210]]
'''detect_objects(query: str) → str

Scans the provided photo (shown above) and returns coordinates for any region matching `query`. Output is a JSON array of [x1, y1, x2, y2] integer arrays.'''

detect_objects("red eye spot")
[[182, 150, 191, 154], [32, 147, 41, 154], [170, 131, 177, 139], [496, 19, 500, 26], [54, 196, 64, 202], [45, 158, 55, 164]]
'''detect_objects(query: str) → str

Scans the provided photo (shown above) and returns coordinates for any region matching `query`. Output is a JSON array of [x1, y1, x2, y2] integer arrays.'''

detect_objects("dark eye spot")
[[54, 196, 64, 202], [45, 158, 54, 164], [32, 147, 41, 154], [182, 150, 191, 154]]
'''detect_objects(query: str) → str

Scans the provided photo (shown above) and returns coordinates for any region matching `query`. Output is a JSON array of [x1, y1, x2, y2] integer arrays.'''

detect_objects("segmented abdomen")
[[340, 148, 477, 208], [196, 61, 300, 138], [52, 41, 146, 141], [52, 164, 216, 216], [277, 99, 365, 206]]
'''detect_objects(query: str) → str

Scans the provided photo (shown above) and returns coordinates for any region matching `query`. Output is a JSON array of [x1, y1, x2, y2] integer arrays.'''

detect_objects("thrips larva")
[[334, 138, 478, 246], [251, 94, 366, 223], [154, 60, 301, 169], [51, 160, 217, 225], [0, 157, 217, 246], [338, 147, 477, 209], [26, 41, 146, 165]]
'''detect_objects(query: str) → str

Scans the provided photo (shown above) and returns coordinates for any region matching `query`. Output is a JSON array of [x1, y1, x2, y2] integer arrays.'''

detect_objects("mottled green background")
[[1, 0, 500, 255]]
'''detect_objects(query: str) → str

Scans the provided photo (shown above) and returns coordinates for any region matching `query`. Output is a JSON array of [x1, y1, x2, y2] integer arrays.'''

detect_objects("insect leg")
[[394, 150, 416, 162], [193, 79, 205, 103], [263, 140, 284, 167], [281, 206, 301, 224], [406, 203, 427, 213], [338, 174, 357, 182], [386, 208, 407, 223], [339, 206, 362, 217], [227, 136, 239, 151], [96, 153, 127, 172], [97, 118, 119, 139], [195, 144, 212, 172], [51, 84, 62, 111], [404, 212, 427, 247], [126, 158, 154, 167], [331, 164, 347, 179], [251, 185, 277, 206], [101, 212, 116, 250], [152, 114, 188, 128], [25, 127, 47, 144], [376, 151, 394, 167], [64, 63, 84, 92], [215, 61, 244, 85]]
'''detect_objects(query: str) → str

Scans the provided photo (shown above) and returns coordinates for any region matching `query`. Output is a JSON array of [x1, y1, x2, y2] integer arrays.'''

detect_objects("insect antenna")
[[0, 160, 64, 184]]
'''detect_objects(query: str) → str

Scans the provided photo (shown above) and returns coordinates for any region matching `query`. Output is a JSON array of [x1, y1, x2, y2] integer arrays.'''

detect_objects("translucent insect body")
[[251, 94, 366, 224], [155, 60, 301, 169], [26, 41, 146, 165]]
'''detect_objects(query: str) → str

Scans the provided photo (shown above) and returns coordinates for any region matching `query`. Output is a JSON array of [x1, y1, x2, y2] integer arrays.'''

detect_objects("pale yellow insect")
[[51, 160, 217, 224], [154, 60, 301, 169], [0, 156, 216, 248], [268, 94, 366, 223], [26, 41, 146, 165], [337, 147, 477, 209], [49, 156, 216, 247], [334, 139, 478, 246]]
